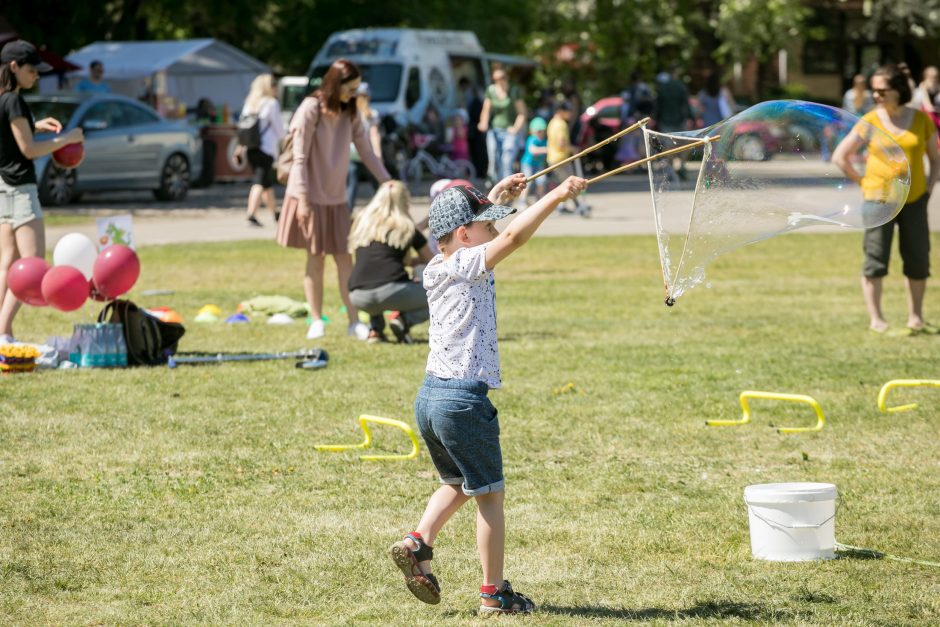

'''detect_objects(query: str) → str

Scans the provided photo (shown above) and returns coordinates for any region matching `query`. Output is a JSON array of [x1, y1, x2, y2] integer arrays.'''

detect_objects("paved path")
[[46, 168, 940, 246]]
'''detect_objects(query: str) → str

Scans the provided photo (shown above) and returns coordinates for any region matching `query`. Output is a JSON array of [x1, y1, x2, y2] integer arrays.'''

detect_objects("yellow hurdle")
[[706, 391, 826, 434], [877, 379, 940, 413], [315, 414, 420, 461]]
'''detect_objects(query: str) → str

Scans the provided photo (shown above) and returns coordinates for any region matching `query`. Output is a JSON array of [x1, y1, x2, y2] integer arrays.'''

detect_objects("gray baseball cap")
[[428, 184, 516, 239]]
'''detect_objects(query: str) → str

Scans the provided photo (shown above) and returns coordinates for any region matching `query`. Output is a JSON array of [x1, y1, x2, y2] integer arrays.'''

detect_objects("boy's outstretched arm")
[[485, 176, 587, 269], [488, 173, 527, 206]]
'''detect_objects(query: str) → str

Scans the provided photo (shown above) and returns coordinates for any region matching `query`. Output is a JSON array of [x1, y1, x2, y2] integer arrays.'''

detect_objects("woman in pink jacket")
[[277, 59, 391, 340]]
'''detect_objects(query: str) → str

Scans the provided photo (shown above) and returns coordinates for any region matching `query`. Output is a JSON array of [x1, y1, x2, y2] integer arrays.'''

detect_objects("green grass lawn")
[[2, 234, 939, 625]]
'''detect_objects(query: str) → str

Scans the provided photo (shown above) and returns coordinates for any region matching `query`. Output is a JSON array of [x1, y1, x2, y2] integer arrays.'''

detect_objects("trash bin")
[[201, 125, 252, 182]]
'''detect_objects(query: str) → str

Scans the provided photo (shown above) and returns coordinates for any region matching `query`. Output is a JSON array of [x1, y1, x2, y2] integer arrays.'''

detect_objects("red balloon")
[[41, 265, 88, 312], [7, 257, 50, 306], [88, 278, 108, 302], [93, 245, 140, 299], [52, 142, 85, 169]]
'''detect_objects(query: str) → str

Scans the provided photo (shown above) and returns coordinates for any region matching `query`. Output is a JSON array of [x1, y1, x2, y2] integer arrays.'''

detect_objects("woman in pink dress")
[[277, 59, 391, 340]]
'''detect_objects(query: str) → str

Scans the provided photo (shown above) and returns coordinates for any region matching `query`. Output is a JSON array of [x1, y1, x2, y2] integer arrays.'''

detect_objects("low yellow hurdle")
[[706, 391, 826, 434], [315, 414, 420, 461], [877, 379, 940, 414]]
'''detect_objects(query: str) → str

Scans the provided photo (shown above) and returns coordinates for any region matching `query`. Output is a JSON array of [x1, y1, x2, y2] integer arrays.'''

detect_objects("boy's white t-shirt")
[[423, 244, 501, 388]]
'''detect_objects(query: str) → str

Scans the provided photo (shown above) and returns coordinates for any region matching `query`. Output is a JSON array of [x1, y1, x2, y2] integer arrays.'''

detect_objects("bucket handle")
[[748, 495, 841, 529]]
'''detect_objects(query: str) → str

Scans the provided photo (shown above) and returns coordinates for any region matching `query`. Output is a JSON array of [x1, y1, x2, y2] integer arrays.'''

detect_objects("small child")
[[519, 117, 548, 205], [389, 172, 587, 615], [547, 102, 590, 216]]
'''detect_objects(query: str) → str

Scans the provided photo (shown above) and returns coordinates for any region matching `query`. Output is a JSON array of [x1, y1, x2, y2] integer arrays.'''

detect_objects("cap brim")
[[472, 203, 516, 223], [35, 61, 53, 73]]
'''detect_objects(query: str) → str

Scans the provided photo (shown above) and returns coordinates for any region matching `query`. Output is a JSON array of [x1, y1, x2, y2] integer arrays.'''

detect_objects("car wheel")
[[732, 134, 768, 161], [153, 153, 190, 201], [38, 164, 76, 206]]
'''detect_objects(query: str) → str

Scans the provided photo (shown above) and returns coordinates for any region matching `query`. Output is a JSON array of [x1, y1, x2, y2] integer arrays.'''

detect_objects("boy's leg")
[[410, 484, 472, 565], [475, 491, 505, 587]]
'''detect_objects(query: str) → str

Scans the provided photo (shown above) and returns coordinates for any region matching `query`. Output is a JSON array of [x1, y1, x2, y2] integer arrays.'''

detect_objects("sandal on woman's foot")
[[389, 533, 440, 605], [479, 580, 536, 615]]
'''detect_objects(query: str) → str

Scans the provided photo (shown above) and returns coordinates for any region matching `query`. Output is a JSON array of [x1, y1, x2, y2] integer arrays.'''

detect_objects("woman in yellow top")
[[834, 64, 940, 335]]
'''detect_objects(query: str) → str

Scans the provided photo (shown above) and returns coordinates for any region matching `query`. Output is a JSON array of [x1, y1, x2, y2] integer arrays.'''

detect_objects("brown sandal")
[[389, 533, 441, 605]]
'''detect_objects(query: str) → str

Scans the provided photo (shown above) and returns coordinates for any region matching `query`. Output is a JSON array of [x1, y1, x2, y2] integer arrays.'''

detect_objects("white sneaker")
[[0, 333, 15, 345], [347, 321, 369, 341], [306, 319, 325, 340]]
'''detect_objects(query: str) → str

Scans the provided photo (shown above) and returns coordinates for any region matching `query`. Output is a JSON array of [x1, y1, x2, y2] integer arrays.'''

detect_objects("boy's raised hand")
[[489, 173, 527, 206], [553, 176, 588, 201]]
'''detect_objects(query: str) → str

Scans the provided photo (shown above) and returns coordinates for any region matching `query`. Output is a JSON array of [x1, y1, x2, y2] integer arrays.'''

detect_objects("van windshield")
[[310, 63, 403, 103]]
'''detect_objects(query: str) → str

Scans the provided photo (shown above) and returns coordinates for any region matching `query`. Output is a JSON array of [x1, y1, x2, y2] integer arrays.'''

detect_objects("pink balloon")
[[7, 257, 50, 307], [93, 245, 140, 299], [41, 265, 88, 312]]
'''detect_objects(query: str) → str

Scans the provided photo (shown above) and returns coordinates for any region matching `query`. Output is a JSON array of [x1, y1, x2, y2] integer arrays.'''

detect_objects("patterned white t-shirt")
[[424, 244, 501, 388]]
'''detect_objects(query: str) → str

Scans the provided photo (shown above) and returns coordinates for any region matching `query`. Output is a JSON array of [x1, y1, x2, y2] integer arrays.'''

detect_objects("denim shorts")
[[414, 374, 503, 496], [0, 180, 42, 229]]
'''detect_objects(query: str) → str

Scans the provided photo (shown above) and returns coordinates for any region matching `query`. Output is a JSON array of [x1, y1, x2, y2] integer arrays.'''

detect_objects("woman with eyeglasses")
[[1, 40, 83, 344], [833, 64, 940, 335], [477, 68, 526, 184], [276, 58, 391, 341]]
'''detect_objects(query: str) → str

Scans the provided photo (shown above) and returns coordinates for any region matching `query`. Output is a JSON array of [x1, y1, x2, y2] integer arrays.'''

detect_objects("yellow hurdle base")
[[315, 414, 420, 461], [706, 390, 826, 434]]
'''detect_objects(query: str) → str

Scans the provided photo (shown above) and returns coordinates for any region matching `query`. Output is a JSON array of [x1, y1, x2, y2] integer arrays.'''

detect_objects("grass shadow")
[[541, 600, 804, 621]]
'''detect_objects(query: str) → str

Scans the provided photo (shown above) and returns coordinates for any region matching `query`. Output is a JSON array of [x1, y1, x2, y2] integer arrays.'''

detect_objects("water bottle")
[[79, 325, 94, 367], [101, 324, 116, 368], [69, 324, 84, 364], [114, 324, 128, 368]]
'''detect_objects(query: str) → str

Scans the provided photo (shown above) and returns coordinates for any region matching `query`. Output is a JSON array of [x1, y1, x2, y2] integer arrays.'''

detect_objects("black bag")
[[237, 113, 263, 149], [98, 299, 186, 366]]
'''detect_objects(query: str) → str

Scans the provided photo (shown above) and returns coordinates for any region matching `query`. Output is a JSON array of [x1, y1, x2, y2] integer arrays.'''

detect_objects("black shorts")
[[863, 193, 931, 279], [247, 148, 275, 189]]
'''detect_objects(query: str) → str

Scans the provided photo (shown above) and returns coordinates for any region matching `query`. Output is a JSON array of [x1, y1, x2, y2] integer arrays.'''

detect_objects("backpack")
[[275, 131, 294, 185], [276, 96, 318, 185], [237, 113, 263, 149], [98, 299, 186, 366]]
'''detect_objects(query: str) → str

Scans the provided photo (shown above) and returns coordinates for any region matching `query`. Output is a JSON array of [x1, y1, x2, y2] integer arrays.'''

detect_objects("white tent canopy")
[[64, 39, 271, 115]]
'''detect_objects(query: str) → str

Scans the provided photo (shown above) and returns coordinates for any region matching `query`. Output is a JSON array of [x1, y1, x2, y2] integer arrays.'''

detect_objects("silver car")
[[27, 93, 203, 206]]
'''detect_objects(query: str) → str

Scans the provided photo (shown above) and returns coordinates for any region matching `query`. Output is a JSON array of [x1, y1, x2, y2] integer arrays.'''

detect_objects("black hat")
[[1, 40, 52, 73]]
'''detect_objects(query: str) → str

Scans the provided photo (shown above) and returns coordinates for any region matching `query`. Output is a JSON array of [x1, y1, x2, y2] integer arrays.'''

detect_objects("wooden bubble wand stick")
[[586, 135, 721, 185], [525, 117, 651, 183]]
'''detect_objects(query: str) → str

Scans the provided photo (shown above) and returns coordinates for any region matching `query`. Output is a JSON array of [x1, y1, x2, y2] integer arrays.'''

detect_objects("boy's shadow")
[[539, 600, 803, 621]]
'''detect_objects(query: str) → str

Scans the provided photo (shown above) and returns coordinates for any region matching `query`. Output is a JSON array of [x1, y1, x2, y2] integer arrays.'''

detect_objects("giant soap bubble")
[[645, 100, 910, 304]]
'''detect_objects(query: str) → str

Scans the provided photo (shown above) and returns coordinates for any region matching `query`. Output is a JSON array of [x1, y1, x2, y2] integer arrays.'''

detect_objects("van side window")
[[405, 67, 422, 109]]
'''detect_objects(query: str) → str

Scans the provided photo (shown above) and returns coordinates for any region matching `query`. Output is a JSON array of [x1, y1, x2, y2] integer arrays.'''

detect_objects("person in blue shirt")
[[518, 117, 547, 206], [75, 60, 111, 94]]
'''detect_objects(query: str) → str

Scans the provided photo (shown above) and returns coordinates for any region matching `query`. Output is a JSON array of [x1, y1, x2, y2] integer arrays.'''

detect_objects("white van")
[[308, 29, 497, 123]]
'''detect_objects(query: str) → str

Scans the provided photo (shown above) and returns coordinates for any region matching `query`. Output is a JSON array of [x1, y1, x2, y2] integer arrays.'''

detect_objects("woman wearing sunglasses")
[[834, 64, 940, 335]]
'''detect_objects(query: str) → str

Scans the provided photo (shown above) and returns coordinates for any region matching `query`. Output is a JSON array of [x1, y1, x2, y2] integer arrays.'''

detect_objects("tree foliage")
[[3, 0, 938, 101]]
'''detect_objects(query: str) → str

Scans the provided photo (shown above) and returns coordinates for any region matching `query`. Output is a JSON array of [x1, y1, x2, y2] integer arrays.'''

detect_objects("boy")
[[519, 117, 548, 206], [547, 102, 591, 216], [389, 172, 587, 615]]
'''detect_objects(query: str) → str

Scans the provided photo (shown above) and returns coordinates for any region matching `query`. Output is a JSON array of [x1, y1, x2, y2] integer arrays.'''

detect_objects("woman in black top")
[[348, 180, 433, 344], [1, 40, 84, 343]]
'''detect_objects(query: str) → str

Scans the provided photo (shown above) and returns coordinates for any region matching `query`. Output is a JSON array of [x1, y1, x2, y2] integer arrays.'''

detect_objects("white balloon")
[[53, 233, 98, 280]]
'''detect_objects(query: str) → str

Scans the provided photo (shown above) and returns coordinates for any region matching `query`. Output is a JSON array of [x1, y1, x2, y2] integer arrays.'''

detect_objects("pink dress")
[[276, 97, 390, 254]]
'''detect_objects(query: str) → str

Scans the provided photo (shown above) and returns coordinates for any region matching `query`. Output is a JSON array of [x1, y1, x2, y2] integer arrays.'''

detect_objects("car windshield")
[[310, 63, 403, 103], [25, 100, 79, 127]]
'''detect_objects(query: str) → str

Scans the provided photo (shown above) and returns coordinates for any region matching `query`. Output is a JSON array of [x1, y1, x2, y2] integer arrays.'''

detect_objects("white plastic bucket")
[[743, 482, 838, 561]]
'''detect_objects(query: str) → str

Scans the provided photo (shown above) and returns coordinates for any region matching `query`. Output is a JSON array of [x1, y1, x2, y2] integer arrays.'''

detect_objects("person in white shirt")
[[238, 74, 285, 226], [388, 172, 587, 615]]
